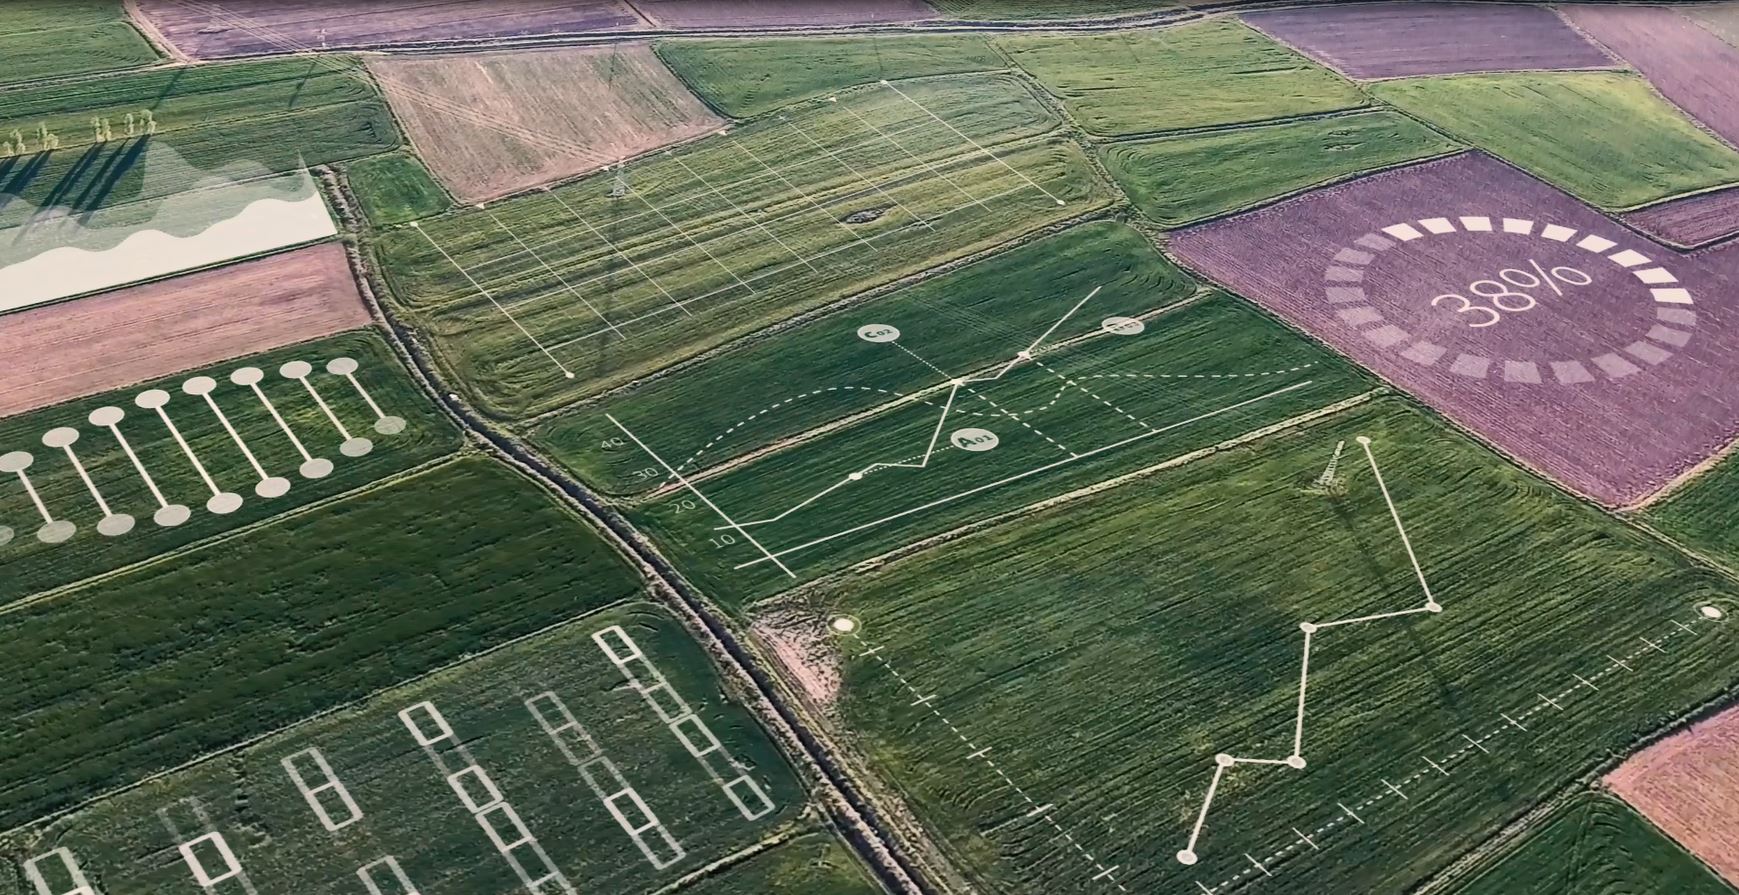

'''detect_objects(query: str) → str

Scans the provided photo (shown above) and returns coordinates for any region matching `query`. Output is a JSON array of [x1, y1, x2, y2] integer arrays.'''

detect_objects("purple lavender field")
[[1626, 188, 1739, 249], [1565, 4, 1739, 147], [1243, 2, 1613, 79], [1171, 152, 1739, 507]]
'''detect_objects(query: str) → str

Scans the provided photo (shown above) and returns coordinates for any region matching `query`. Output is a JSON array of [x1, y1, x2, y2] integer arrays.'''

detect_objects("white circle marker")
[[155, 504, 193, 527], [326, 357, 360, 376], [830, 617, 859, 634], [38, 520, 75, 544], [1299, 621, 1318, 634], [41, 427, 79, 449], [182, 375, 218, 396], [341, 437, 374, 458], [0, 525, 11, 547], [97, 514, 136, 537], [375, 416, 407, 436], [1176, 850, 1198, 866], [279, 360, 314, 380], [230, 366, 265, 386], [1102, 316, 1145, 336], [1215, 753, 1235, 768], [87, 406, 125, 427], [0, 450, 33, 473], [849, 471, 864, 481], [135, 388, 171, 409], [256, 477, 292, 498], [1426, 601, 1443, 613], [207, 492, 245, 515], [950, 428, 1000, 452], [1701, 605, 1725, 620], [300, 458, 335, 479], [1286, 755, 1307, 770], [857, 324, 901, 343]]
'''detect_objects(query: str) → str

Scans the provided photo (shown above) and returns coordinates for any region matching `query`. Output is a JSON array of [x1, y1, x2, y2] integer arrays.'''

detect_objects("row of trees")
[[0, 109, 158, 158]]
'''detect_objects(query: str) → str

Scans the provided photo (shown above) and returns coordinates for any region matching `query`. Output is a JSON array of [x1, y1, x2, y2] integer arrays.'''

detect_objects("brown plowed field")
[[632, 0, 934, 28], [368, 44, 722, 204], [1606, 697, 1739, 886], [0, 243, 370, 418]]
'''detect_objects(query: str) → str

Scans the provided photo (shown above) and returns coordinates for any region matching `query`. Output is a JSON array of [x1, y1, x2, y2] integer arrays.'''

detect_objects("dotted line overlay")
[[1201, 612, 1721, 894], [1326, 216, 1696, 385], [851, 633, 1131, 892]]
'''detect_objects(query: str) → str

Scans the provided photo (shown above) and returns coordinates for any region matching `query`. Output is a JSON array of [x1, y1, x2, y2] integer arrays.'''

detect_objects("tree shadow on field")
[[76, 136, 151, 221], [36, 143, 103, 213], [0, 151, 53, 216]]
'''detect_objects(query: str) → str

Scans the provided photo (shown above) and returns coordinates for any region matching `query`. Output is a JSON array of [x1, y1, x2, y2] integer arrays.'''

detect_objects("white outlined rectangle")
[[449, 766, 505, 814], [723, 776, 776, 820], [281, 746, 363, 832], [477, 804, 577, 895], [593, 627, 643, 665], [179, 832, 243, 887], [23, 848, 95, 895], [638, 682, 691, 723], [357, 856, 421, 895], [398, 702, 455, 747], [671, 715, 724, 759], [526, 691, 604, 764]]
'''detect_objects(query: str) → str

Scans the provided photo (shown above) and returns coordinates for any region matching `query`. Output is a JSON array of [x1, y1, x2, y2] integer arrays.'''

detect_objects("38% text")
[[1431, 259, 1592, 328]]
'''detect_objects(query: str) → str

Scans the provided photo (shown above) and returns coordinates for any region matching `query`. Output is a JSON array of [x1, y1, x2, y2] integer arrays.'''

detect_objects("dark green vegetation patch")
[[345, 150, 451, 228], [1448, 795, 1730, 895], [0, 455, 641, 829], [1101, 110, 1462, 228], [658, 35, 1007, 118], [0, 1, 158, 88]]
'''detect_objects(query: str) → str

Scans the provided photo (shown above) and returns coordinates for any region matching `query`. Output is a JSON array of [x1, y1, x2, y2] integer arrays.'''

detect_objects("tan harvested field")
[[369, 44, 723, 203], [1606, 699, 1739, 886], [0, 243, 370, 418]]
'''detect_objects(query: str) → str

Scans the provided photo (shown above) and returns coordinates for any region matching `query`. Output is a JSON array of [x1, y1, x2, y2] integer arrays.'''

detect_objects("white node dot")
[[37, 520, 76, 544], [301, 458, 335, 480], [155, 504, 192, 527], [1176, 850, 1197, 866], [830, 617, 858, 634], [1355, 435, 1373, 445], [849, 472, 864, 481], [0, 450, 34, 473], [565, 372, 576, 380], [1017, 350, 1032, 360], [1055, 199, 1066, 206], [87, 406, 125, 427], [135, 388, 171, 409], [1426, 601, 1443, 613], [0, 526, 12, 547], [1299, 621, 1318, 634], [230, 367, 264, 386], [1215, 753, 1235, 768], [41, 427, 80, 449], [97, 514, 136, 537], [1287, 755, 1307, 770], [279, 361, 314, 380], [207, 492, 244, 515], [341, 437, 374, 458], [375, 416, 407, 436], [256, 477, 292, 499], [182, 375, 218, 396], [1702, 605, 1725, 620]]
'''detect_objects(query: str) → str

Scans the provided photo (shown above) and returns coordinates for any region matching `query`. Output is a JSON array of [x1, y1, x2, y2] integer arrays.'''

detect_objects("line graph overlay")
[[1177, 437, 1438, 866]]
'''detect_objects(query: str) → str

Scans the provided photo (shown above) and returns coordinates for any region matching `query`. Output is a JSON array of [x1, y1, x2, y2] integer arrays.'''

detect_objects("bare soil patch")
[[751, 609, 842, 709], [0, 243, 369, 418], [1625, 187, 1739, 249], [1606, 699, 1739, 886], [632, 0, 933, 29], [368, 44, 722, 204]]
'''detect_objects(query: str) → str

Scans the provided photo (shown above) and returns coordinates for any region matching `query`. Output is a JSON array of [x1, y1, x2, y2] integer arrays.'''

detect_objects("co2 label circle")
[[1323, 215, 1695, 385], [950, 427, 999, 452], [857, 324, 900, 343]]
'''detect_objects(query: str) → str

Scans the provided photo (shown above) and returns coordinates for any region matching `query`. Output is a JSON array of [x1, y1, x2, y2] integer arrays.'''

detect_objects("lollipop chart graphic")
[[0, 356, 408, 548]]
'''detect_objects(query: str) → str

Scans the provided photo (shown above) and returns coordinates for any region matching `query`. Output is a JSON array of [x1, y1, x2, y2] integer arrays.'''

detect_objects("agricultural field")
[[621, 289, 1368, 604], [1564, 4, 1739, 148], [1369, 72, 1739, 211], [376, 72, 1107, 419], [1171, 151, 1739, 507], [658, 35, 1007, 118], [1100, 110, 1461, 228], [786, 398, 1739, 895], [1624, 187, 1739, 249], [129, 0, 648, 57], [0, 243, 370, 416], [1241, 3, 1612, 79], [1689, 2, 1739, 48], [682, 832, 882, 895], [0, 0, 158, 87], [0, 602, 805, 895], [631, 0, 932, 29], [929, 1, 1175, 20], [998, 22, 1367, 138], [1605, 701, 1739, 886], [0, 330, 458, 605], [342, 151, 450, 228], [369, 45, 723, 203], [1646, 452, 1739, 570], [1446, 795, 1731, 894]]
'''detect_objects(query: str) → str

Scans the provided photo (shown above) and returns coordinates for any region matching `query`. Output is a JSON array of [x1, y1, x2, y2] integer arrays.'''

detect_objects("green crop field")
[[778, 398, 1739, 895], [658, 35, 1007, 118], [345, 150, 450, 228], [1446, 795, 1728, 894], [0, 454, 642, 829], [930, 1, 1176, 21], [534, 221, 1198, 496], [0, 0, 158, 88], [0, 330, 458, 606], [376, 73, 1108, 420], [623, 291, 1369, 605], [1371, 72, 1739, 210], [0, 58, 398, 227], [997, 22, 1367, 137], [1644, 455, 1739, 570], [684, 832, 883, 895], [1101, 111, 1463, 228], [0, 602, 807, 895]]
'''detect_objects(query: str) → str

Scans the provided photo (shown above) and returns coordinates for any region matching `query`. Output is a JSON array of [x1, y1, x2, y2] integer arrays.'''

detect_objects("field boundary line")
[[0, 451, 464, 620], [0, 590, 653, 841], [811, 392, 1377, 594], [735, 380, 1321, 569], [644, 826, 805, 895]]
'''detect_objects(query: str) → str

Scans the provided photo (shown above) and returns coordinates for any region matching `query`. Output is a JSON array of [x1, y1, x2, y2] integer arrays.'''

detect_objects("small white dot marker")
[[1055, 199, 1065, 206], [1356, 435, 1372, 445], [1176, 850, 1197, 866], [1299, 621, 1318, 634], [1426, 602, 1443, 613], [565, 372, 576, 379], [1214, 753, 1235, 768], [1286, 755, 1307, 770], [830, 617, 857, 634], [1018, 350, 1032, 360], [1701, 605, 1725, 620]]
